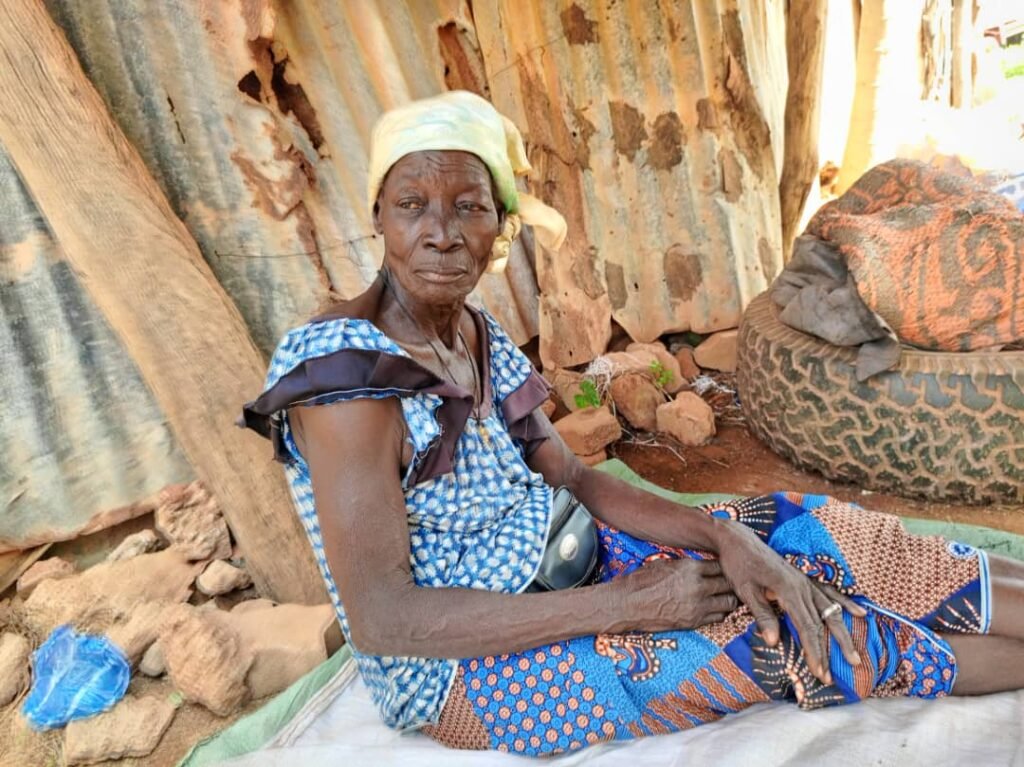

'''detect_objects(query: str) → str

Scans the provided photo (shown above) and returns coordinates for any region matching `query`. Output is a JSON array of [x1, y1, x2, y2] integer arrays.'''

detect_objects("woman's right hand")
[[611, 558, 740, 632]]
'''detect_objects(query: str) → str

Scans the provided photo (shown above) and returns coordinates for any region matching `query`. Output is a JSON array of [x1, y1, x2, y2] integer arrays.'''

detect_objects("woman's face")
[[374, 150, 503, 306]]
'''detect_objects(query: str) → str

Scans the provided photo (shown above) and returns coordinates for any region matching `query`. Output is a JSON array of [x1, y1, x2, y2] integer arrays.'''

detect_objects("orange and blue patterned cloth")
[[443, 493, 989, 756]]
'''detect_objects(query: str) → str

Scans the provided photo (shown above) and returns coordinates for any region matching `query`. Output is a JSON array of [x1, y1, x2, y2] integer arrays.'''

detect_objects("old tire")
[[736, 292, 1024, 504]]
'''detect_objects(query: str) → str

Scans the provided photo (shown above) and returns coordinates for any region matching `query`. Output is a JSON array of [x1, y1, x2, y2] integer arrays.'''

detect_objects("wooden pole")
[[0, 0, 326, 604], [779, 0, 829, 259], [951, 0, 974, 108], [838, 0, 927, 193]]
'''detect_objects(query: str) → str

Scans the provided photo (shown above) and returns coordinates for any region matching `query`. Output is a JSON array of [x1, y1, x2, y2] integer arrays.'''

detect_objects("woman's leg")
[[987, 554, 1024, 639], [945, 634, 1024, 694]]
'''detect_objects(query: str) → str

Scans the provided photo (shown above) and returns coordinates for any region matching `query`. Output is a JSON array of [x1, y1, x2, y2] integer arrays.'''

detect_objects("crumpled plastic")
[[22, 624, 131, 730]]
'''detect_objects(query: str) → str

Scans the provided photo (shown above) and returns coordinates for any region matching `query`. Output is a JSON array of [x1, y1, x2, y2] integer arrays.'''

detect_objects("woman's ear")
[[372, 200, 384, 235]]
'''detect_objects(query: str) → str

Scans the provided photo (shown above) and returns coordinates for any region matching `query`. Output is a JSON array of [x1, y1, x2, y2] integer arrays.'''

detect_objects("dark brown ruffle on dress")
[[240, 308, 551, 485]]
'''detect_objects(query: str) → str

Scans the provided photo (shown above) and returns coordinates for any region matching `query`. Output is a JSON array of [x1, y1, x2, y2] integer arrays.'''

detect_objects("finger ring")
[[820, 602, 843, 620]]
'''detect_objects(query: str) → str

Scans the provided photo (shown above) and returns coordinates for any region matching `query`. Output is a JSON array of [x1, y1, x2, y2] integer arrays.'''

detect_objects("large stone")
[[578, 449, 607, 467], [23, 549, 203, 637], [105, 600, 173, 665], [64, 694, 176, 764], [693, 329, 739, 373], [0, 632, 31, 706], [554, 406, 622, 455], [657, 392, 717, 446], [231, 598, 277, 614], [154, 483, 231, 561], [216, 604, 341, 700], [625, 342, 685, 393], [196, 560, 252, 596], [674, 345, 701, 381], [16, 556, 75, 594], [138, 641, 166, 678], [601, 349, 660, 376], [160, 604, 254, 716], [610, 372, 664, 432], [106, 529, 161, 562], [547, 368, 586, 412]]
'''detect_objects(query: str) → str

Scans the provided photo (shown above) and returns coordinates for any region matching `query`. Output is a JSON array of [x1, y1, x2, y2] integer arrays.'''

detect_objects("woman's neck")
[[380, 271, 465, 349]]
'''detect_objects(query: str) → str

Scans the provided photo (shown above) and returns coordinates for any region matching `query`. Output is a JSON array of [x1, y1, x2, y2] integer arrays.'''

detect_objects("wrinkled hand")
[[615, 557, 740, 632], [715, 522, 866, 684]]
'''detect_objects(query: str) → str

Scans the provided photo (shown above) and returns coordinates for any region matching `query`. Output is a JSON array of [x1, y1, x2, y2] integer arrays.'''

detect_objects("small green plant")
[[649, 359, 674, 389], [573, 378, 602, 409]]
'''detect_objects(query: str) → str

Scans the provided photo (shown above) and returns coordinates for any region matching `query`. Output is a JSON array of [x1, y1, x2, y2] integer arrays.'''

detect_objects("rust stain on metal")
[[604, 261, 627, 310], [724, 53, 773, 183], [697, 98, 719, 131], [438, 21, 490, 97], [568, 97, 596, 170], [608, 101, 647, 162], [719, 147, 744, 202], [663, 245, 703, 302], [560, 4, 598, 46], [647, 112, 684, 171], [758, 236, 777, 278]]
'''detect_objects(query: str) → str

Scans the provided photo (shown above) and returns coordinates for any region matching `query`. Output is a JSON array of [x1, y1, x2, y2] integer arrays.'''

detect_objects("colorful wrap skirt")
[[424, 493, 991, 756]]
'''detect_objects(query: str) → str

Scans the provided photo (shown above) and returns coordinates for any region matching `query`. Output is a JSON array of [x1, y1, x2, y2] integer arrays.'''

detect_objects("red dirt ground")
[[612, 424, 1024, 537]]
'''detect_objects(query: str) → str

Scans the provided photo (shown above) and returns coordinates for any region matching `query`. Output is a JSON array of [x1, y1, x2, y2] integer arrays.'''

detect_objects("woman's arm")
[[290, 398, 737, 659], [526, 411, 864, 683]]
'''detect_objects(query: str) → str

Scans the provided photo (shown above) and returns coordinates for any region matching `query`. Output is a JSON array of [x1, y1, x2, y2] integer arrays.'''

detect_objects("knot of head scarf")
[[367, 91, 567, 273]]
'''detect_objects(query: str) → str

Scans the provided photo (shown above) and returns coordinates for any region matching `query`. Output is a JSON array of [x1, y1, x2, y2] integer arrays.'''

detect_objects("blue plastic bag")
[[22, 624, 131, 730]]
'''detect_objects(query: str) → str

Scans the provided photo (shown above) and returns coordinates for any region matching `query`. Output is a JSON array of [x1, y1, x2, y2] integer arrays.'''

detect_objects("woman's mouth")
[[415, 268, 468, 284]]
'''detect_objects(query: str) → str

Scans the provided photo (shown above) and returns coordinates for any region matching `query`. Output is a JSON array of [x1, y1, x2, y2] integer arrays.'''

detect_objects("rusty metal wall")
[[2, 0, 784, 549], [0, 143, 192, 551], [474, 0, 787, 368]]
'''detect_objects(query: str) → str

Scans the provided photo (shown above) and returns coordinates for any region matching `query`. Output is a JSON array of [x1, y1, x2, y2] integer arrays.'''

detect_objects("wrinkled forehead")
[[380, 150, 498, 197]]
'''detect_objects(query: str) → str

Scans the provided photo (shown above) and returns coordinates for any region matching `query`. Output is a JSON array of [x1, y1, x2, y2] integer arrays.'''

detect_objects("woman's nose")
[[422, 205, 462, 252]]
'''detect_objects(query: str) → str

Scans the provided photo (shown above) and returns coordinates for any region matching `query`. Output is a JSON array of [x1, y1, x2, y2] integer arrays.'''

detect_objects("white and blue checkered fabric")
[[264, 311, 552, 729]]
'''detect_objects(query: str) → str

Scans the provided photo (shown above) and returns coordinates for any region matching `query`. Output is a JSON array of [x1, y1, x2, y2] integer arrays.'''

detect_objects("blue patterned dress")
[[243, 307, 993, 757]]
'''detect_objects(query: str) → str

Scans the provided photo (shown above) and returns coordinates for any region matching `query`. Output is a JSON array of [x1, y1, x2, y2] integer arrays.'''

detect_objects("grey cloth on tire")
[[771, 235, 900, 381]]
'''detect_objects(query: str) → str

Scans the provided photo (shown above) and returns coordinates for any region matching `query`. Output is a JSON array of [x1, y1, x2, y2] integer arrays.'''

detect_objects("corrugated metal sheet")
[[0, 143, 192, 551], [42, 0, 539, 353], [473, 0, 787, 367], [3, 0, 785, 549]]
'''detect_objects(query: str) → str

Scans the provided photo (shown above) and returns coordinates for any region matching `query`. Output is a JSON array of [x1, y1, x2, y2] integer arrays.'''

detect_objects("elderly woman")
[[243, 92, 1024, 756]]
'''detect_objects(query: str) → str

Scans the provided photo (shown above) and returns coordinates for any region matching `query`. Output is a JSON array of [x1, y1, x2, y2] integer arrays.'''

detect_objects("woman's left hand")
[[714, 521, 866, 684]]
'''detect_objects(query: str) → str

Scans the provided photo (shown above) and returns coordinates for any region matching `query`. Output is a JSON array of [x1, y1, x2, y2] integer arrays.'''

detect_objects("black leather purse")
[[526, 487, 600, 592]]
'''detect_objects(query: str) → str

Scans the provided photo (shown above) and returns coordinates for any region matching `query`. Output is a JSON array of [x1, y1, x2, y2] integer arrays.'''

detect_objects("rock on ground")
[[674, 346, 701, 380], [106, 529, 161, 562], [693, 330, 739, 373], [554, 406, 622, 456], [657, 392, 717, 446], [154, 483, 232, 561], [23, 549, 203, 637], [578, 449, 607, 467], [601, 349, 660, 377], [16, 556, 75, 594], [625, 342, 685, 393], [547, 368, 586, 412], [231, 598, 277, 614], [196, 560, 252, 597], [0, 632, 31, 706], [160, 604, 254, 716], [105, 600, 172, 665], [216, 604, 341, 699], [139, 640, 165, 677], [64, 694, 176, 764], [610, 372, 664, 432]]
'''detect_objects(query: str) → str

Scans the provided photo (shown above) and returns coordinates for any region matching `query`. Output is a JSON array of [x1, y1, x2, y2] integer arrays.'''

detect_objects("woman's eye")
[[397, 199, 423, 210], [458, 201, 488, 213]]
